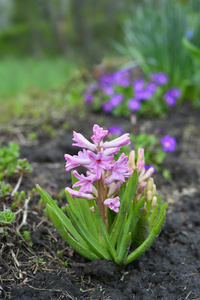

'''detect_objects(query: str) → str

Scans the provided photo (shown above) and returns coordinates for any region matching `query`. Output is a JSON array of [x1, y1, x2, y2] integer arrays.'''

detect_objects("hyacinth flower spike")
[[36, 124, 168, 265]]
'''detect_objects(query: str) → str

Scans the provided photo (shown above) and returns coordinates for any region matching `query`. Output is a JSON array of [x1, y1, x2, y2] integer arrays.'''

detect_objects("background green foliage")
[[0, 0, 200, 123], [117, 0, 200, 91]]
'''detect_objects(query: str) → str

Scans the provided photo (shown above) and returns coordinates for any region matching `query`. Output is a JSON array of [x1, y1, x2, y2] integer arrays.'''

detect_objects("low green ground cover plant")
[[37, 124, 168, 266], [0, 209, 15, 233], [0, 142, 33, 234]]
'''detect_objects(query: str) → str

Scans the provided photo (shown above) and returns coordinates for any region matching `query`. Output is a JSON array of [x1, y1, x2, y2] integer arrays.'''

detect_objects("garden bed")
[[0, 102, 200, 300]]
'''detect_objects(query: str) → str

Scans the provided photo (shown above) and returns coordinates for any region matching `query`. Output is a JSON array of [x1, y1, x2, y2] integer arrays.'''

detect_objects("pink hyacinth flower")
[[104, 154, 130, 185], [66, 187, 95, 200], [88, 151, 113, 180], [72, 170, 96, 193], [102, 133, 130, 149], [72, 131, 97, 151], [104, 147, 121, 156], [65, 149, 91, 171], [107, 181, 122, 198], [91, 124, 108, 144], [104, 197, 120, 213]]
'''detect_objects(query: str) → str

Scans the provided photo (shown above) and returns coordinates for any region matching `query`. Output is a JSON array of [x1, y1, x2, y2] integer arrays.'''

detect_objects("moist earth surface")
[[0, 102, 200, 300]]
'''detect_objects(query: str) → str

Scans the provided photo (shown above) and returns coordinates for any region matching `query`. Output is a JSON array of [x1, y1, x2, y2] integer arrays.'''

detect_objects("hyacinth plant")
[[36, 125, 168, 265]]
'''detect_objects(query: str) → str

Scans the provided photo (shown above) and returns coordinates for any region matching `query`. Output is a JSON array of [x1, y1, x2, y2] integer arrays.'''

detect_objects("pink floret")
[[104, 197, 120, 213]]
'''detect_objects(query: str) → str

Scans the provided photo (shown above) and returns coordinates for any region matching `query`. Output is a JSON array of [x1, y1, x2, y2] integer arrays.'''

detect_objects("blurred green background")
[[0, 0, 134, 121], [0, 0, 132, 105], [0, 0, 200, 123]]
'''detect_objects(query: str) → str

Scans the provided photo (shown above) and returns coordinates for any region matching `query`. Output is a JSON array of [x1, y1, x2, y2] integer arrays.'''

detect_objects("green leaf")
[[109, 170, 138, 247], [46, 205, 98, 260], [119, 232, 132, 264], [36, 184, 88, 248], [66, 205, 111, 260], [124, 207, 167, 265], [0, 209, 15, 224], [183, 37, 200, 65], [70, 174, 99, 238], [116, 197, 145, 263], [149, 204, 159, 232], [130, 196, 146, 241], [67, 191, 99, 240], [116, 210, 133, 263], [94, 205, 117, 262]]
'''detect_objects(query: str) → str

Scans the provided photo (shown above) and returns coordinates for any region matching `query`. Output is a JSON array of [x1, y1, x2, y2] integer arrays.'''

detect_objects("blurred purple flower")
[[164, 87, 181, 106], [102, 102, 112, 113], [135, 89, 153, 100], [103, 85, 114, 96], [146, 82, 158, 93], [108, 126, 124, 136], [85, 93, 93, 103], [151, 72, 169, 85], [128, 99, 141, 111], [133, 79, 144, 91], [99, 74, 113, 85], [169, 88, 181, 99], [109, 94, 124, 107], [113, 69, 131, 87], [145, 165, 156, 172], [161, 136, 176, 152], [164, 94, 177, 106]]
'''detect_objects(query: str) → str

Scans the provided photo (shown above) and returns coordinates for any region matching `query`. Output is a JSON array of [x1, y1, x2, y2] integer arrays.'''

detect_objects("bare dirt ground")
[[0, 102, 200, 300]]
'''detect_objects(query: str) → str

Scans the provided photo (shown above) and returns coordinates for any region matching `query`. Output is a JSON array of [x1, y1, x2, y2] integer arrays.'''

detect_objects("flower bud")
[[128, 150, 136, 170], [151, 196, 157, 208], [146, 191, 153, 201], [137, 160, 145, 173], [138, 181, 147, 192], [137, 148, 144, 161], [146, 178, 154, 191], [143, 178, 158, 212], [139, 167, 154, 183]]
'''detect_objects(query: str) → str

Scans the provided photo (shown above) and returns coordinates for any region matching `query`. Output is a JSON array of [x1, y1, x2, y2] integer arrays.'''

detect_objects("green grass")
[[0, 57, 86, 124], [0, 57, 77, 98]]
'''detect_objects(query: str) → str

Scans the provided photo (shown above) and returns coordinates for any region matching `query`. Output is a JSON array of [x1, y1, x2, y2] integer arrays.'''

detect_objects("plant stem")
[[97, 177, 105, 225], [11, 172, 23, 196]]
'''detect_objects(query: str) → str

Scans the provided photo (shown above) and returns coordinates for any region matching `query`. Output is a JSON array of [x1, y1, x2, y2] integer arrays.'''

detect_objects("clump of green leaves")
[[0, 143, 33, 234], [0, 142, 32, 180], [0, 142, 20, 179], [0, 143, 33, 211], [0, 209, 15, 233], [0, 181, 12, 201], [14, 158, 32, 177], [116, 0, 200, 106]]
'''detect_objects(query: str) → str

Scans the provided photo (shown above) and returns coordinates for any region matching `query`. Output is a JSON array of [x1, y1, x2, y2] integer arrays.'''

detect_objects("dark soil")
[[0, 102, 200, 300]]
